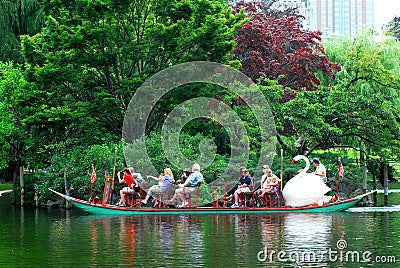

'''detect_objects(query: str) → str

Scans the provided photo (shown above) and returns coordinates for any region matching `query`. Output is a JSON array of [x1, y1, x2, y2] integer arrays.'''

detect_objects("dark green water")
[[1, 195, 400, 267]]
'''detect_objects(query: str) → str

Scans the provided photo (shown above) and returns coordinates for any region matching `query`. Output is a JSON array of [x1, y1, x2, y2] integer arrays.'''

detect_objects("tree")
[[0, 0, 45, 62], [263, 0, 305, 19], [386, 16, 400, 40], [233, 2, 340, 91], [276, 32, 400, 157], [21, 0, 246, 166], [0, 62, 33, 180]]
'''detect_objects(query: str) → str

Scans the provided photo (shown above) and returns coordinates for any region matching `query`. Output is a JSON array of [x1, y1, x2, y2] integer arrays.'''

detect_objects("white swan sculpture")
[[282, 155, 331, 207]]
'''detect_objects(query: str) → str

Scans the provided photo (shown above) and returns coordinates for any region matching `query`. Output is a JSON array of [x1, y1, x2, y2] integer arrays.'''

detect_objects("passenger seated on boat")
[[117, 168, 136, 206], [256, 169, 279, 206], [225, 166, 246, 203], [175, 169, 191, 185], [255, 165, 270, 200], [230, 169, 252, 208], [140, 168, 174, 207], [168, 164, 203, 208], [129, 167, 146, 188]]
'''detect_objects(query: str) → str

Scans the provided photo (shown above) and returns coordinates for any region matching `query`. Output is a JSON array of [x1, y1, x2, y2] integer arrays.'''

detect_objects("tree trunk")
[[19, 166, 24, 206], [383, 164, 389, 206], [362, 165, 367, 205]]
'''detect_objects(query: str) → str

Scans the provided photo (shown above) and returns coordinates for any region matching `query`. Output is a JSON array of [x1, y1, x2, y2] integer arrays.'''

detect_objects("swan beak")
[[290, 159, 296, 164]]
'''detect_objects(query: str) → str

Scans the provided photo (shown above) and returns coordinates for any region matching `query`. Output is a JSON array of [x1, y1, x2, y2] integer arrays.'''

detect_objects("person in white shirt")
[[312, 158, 327, 183]]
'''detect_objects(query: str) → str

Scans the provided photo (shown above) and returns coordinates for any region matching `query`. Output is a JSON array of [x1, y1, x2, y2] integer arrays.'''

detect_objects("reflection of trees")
[[9, 208, 400, 267], [171, 215, 204, 266]]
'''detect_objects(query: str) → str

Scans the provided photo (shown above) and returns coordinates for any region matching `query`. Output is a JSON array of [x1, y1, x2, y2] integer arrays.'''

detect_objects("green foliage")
[[0, 183, 13, 191], [0, 0, 45, 62], [385, 16, 400, 40], [34, 142, 125, 202], [2, 2, 400, 205], [0, 62, 33, 168], [17, 0, 247, 170], [275, 31, 400, 158], [322, 32, 400, 157]]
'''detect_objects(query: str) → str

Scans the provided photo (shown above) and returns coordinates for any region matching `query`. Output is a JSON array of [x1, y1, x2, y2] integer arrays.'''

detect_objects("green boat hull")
[[63, 193, 365, 216]]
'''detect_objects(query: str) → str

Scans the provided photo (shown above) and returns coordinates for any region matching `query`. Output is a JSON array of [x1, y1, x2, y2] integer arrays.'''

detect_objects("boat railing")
[[212, 183, 230, 208]]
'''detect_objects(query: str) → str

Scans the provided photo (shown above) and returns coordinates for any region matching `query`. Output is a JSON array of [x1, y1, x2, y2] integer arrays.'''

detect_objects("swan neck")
[[299, 155, 310, 175]]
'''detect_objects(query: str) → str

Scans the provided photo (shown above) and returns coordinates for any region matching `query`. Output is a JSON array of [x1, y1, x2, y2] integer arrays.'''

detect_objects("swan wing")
[[283, 173, 331, 207]]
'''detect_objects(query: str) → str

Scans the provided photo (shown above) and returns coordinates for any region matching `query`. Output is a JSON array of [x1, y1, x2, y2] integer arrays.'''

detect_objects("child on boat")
[[256, 168, 280, 206]]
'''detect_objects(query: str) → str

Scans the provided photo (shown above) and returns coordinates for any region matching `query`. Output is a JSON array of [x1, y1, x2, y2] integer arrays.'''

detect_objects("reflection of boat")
[[49, 189, 374, 216], [282, 213, 332, 266], [283, 213, 332, 244]]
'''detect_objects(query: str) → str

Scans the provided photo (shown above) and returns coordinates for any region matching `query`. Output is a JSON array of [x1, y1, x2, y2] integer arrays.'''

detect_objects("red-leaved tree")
[[233, 5, 340, 91]]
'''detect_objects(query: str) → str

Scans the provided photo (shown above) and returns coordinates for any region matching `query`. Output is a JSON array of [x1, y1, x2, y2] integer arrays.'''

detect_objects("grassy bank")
[[0, 183, 12, 191]]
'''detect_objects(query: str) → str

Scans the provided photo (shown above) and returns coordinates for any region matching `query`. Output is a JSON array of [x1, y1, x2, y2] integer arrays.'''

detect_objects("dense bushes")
[[33, 132, 234, 202], [34, 142, 125, 202]]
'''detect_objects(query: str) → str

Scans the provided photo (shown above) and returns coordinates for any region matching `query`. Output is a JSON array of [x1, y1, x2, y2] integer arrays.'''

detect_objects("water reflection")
[[282, 213, 333, 266], [260, 214, 284, 250], [1, 207, 400, 267], [84, 215, 205, 267], [118, 217, 136, 266]]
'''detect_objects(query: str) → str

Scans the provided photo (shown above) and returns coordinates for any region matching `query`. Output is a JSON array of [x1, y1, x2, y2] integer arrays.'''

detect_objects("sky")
[[374, 0, 400, 30]]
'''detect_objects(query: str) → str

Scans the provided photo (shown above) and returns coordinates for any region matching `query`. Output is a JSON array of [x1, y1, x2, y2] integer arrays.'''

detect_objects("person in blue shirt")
[[140, 167, 174, 206], [168, 164, 203, 208], [231, 168, 252, 208]]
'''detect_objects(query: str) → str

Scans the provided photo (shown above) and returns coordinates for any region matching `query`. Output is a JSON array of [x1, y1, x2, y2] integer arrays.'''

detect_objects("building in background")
[[308, 0, 374, 37], [266, 0, 374, 37]]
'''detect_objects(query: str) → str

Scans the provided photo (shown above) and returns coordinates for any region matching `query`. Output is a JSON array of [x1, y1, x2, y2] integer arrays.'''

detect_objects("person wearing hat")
[[312, 158, 327, 183], [230, 168, 252, 208]]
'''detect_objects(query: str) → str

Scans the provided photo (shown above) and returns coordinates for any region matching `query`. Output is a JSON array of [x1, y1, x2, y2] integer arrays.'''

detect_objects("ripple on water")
[[347, 205, 400, 213], [1, 206, 400, 267]]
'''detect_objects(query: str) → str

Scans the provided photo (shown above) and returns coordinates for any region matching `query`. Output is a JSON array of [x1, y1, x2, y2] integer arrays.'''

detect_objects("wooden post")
[[102, 170, 111, 205], [372, 174, 377, 206], [362, 165, 367, 193], [34, 192, 39, 207], [12, 170, 17, 205], [383, 164, 389, 206], [280, 149, 283, 183], [64, 168, 72, 209], [335, 158, 342, 199], [362, 165, 367, 205], [19, 166, 24, 206]]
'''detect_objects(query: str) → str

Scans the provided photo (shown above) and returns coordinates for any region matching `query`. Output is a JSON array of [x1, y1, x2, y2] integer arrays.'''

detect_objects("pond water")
[[0, 194, 399, 267]]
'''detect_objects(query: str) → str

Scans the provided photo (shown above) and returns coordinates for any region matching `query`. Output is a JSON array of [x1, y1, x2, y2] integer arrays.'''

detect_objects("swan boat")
[[49, 155, 373, 216], [282, 155, 332, 207], [49, 188, 374, 216]]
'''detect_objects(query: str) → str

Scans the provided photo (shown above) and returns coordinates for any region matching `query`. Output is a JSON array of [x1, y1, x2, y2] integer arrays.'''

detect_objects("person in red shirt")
[[117, 168, 135, 206]]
